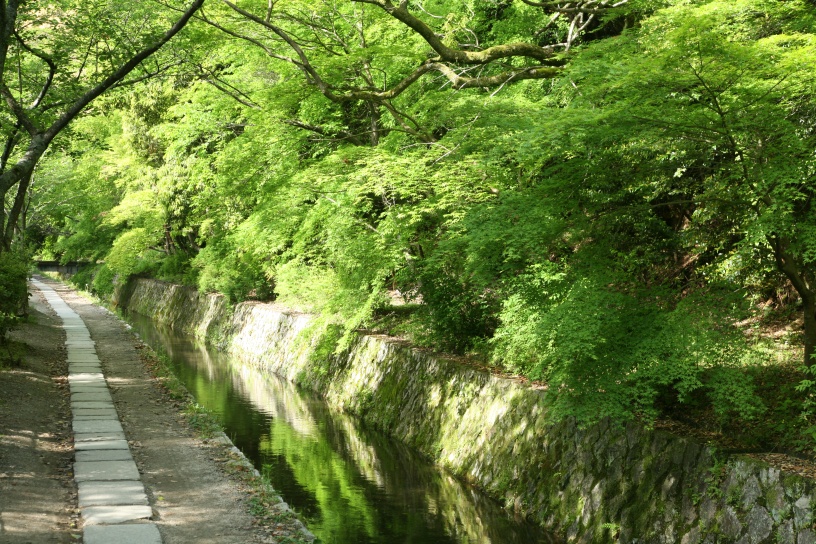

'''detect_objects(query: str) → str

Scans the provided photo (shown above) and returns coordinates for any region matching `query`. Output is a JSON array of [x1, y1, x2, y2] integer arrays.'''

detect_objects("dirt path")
[[1, 278, 298, 543], [0, 287, 76, 543]]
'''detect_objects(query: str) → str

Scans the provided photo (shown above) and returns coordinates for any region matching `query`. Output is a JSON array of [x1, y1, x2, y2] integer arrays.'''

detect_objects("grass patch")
[[0, 338, 25, 369], [185, 403, 224, 439]]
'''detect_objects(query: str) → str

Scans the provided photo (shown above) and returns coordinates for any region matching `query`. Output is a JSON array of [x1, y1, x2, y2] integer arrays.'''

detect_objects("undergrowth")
[[372, 299, 816, 459]]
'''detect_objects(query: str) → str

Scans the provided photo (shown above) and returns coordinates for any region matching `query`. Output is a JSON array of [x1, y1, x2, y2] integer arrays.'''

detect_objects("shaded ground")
[[0, 286, 76, 543], [1, 278, 306, 543]]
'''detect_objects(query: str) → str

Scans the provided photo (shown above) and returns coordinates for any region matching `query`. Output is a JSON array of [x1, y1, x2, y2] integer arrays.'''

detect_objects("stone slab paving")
[[83, 505, 154, 525], [70, 385, 110, 394], [31, 278, 161, 543], [69, 363, 103, 369], [74, 439, 131, 451], [68, 355, 104, 363], [72, 401, 117, 410], [75, 460, 141, 482], [72, 391, 115, 402], [73, 420, 124, 434], [84, 523, 161, 544], [74, 433, 128, 449], [79, 481, 150, 507], [74, 408, 120, 417], [77, 450, 135, 462], [77, 480, 147, 507]]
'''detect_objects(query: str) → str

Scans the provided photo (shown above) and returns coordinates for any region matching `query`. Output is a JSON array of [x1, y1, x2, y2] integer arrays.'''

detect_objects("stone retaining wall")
[[117, 278, 816, 543]]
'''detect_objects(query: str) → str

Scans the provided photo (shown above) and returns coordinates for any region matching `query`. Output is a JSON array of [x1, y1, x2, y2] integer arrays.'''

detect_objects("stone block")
[[83, 524, 161, 544], [75, 431, 126, 441], [68, 355, 102, 363], [74, 459, 140, 481], [73, 420, 123, 434], [71, 401, 115, 410], [82, 505, 153, 525], [69, 384, 108, 394], [76, 449, 133, 463], [68, 348, 97, 354], [78, 480, 148, 507], [74, 415, 119, 421], [71, 391, 114, 403], [66, 342, 95, 348], [800, 529, 816, 544], [795, 496, 813, 530], [73, 408, 119, 418], [68, 372, 105, 383], [681, 526, 701, 544], [721, 506, 743, 540], [744, 505, 773, 544], [74, 439, 129, 451], [777, 520, 796, 544]]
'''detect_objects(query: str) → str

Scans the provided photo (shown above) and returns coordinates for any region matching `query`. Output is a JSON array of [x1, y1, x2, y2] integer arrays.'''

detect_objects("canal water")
[[125, 312, 557, 544]]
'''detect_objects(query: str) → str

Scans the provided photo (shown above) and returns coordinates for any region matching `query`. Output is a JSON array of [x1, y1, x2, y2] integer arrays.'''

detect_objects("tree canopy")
[[15, 0, 816, 432]]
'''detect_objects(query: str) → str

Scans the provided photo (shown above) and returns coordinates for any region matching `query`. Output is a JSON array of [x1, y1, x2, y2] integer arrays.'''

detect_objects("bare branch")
[[200, 70, 262, 109], [13, 30, 55, 109]]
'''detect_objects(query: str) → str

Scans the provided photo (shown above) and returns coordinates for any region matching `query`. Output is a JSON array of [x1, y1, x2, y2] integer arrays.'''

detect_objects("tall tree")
[[0, 0, 204, 250], [200, 0, 631, 146]]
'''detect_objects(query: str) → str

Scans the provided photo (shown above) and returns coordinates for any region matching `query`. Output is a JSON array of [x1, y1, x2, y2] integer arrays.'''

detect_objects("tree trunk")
[[0, 134, 46, 250], [805, 299, 816, 367], [769, 235, 816, 367]]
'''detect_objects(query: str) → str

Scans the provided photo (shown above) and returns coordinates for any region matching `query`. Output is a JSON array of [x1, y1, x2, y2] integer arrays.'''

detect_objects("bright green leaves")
[[105, 228, 157, 278], [24, 0, 816, 430]]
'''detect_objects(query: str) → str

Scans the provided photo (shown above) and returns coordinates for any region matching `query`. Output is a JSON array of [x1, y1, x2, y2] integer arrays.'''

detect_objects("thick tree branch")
[[353, 0, 556, 63], [0, 83, 36, 134], [521, 0, 628, 13], [283, 119, 365, 145], [223, 1, 560, 104], [0, 0, 205, 249], [222, 0, 338, 99], [0, 1, 20, 86], [45, 0, 205, 140]]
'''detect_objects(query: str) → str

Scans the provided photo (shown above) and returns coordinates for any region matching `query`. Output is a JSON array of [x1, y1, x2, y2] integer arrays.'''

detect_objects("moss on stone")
[[119, 278, 816, 544]]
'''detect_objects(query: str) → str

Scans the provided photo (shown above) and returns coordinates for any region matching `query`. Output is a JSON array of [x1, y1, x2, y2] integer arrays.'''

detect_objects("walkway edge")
[[31, 279, 162, 544]]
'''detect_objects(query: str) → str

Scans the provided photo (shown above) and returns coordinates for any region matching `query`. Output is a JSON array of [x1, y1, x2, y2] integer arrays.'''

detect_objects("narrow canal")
[[125, 311, 557, 544]]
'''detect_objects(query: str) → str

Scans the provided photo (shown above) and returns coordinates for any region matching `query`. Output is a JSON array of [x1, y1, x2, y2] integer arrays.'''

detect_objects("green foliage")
[[105, 228, 157, 279], [25, 0, 816, 436], [91, 265, 117, 298], [492, 266, 765, 423], [0, 251, 30, 340]]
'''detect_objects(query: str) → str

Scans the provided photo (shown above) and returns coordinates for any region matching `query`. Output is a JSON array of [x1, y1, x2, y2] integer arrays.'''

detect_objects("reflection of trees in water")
[[127, 312, 553, 544]]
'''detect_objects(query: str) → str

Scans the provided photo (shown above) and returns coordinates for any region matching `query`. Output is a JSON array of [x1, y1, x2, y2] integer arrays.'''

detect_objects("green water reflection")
[[126, 312, 556, 544]]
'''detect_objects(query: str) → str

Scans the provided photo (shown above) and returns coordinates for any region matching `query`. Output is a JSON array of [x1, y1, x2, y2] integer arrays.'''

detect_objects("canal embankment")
[[116, 277, 816, 544]]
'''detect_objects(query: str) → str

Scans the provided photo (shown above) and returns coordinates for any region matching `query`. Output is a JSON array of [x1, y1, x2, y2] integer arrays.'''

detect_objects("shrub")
[[0, 250, 31, 340]]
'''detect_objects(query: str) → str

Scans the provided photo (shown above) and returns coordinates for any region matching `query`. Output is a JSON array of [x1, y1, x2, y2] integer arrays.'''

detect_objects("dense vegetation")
[[3, 1, 816, 445]]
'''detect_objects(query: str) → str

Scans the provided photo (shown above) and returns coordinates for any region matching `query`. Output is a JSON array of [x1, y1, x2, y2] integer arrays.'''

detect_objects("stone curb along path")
[[31, 279, 161, 544]]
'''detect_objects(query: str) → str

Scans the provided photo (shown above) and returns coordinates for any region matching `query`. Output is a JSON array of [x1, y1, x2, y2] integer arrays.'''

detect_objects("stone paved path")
[[31, 279, 162, 544]]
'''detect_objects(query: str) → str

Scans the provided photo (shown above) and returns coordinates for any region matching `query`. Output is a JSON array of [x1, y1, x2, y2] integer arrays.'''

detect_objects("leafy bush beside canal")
[[0, 250, 30, 339]]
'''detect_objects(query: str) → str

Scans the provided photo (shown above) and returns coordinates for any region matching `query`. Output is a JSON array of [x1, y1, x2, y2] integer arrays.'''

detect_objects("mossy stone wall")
[[119, 278, 816, 544]]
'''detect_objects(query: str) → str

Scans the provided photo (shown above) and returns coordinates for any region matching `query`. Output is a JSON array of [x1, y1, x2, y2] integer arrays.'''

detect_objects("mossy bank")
[[116, 278, 816, 544]]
